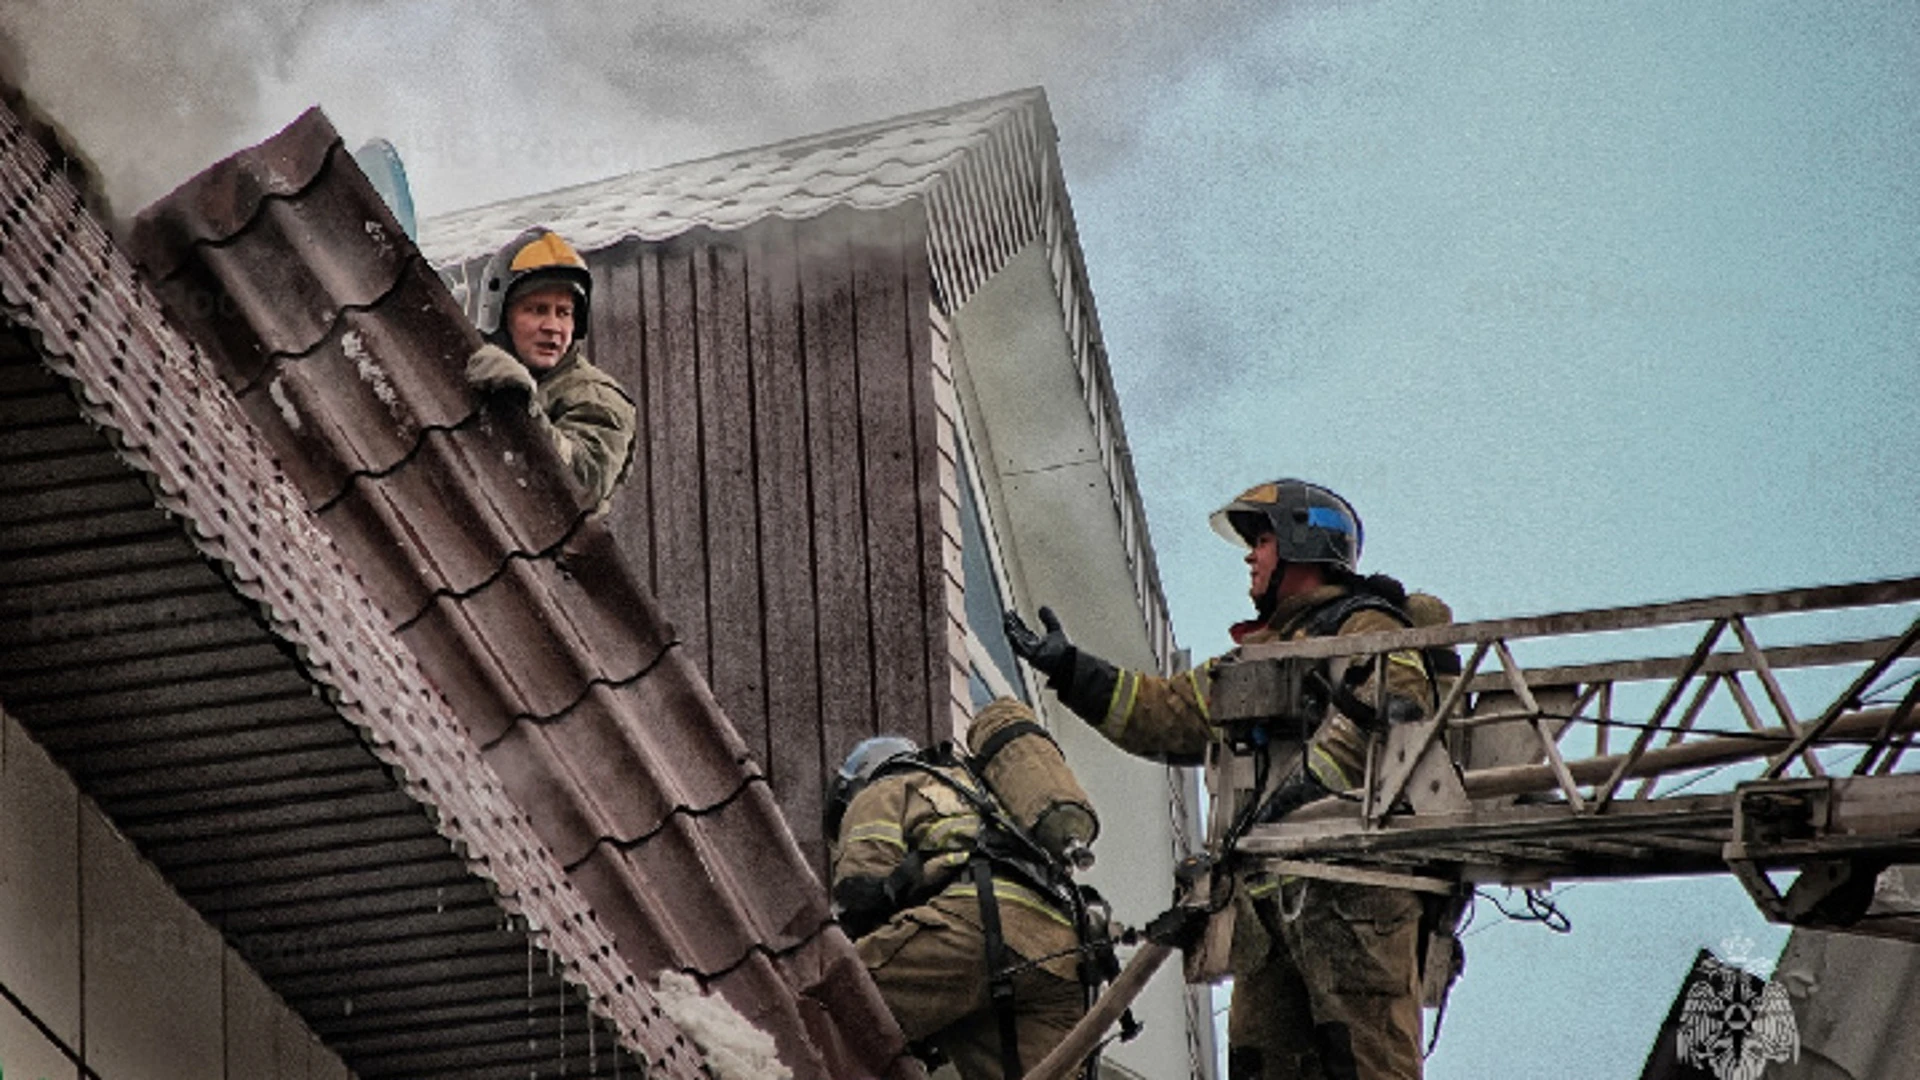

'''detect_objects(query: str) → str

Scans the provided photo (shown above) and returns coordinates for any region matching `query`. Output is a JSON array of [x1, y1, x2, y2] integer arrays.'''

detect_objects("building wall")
[[946, 243, 1214, 1079], [571, 207, 948, 874], [0, 709, 352, 1080]]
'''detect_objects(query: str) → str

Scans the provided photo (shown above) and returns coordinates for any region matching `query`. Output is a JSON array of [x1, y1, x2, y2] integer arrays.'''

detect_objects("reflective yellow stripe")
[[1188, 661, 1214, 721], [1307, 744, 1352, 790], [925, 816, 980, 849], [1244, 874, 1279, 899], [1388, 649, 1428, 676], [844, 822, 905, 850], [947, 880, 1076, 927], [1106, 670, 1140, 740], [927, 852, 970, 875]]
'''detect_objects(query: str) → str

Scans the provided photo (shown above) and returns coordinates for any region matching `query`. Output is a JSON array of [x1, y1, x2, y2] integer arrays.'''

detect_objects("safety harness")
[[1272, 579, 1462, 731], [1259, 580, 1474, 1040], [869, 742, 1127, 1079]]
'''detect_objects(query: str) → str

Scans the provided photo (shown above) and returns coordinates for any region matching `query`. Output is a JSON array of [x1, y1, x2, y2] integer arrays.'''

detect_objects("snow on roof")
[[418, 88, 1046, 265]]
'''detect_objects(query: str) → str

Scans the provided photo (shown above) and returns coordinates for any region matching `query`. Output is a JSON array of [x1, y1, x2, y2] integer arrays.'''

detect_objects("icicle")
[[528, 934, 538, 1080], [558, 975, 568, 1077]]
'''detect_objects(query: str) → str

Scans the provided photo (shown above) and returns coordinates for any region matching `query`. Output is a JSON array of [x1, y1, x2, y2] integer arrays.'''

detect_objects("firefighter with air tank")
[[827, 698, 1122, 1080]]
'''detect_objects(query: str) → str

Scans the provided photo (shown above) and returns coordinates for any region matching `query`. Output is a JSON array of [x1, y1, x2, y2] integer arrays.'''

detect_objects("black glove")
[[832, 876, 893, 940], [1004, 606, 1120, 727], [831, 854, 927, 940], [1004, 606, 1075, 683], [1143, 902, 1211, 951]]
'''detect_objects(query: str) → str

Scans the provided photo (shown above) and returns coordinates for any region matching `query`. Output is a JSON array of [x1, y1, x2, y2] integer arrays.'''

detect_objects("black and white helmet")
[[1209, 478, 1364, 573]]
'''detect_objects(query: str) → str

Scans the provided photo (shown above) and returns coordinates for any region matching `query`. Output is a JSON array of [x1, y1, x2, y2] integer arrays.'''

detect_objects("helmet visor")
[[1208, 481, 1285, 548]]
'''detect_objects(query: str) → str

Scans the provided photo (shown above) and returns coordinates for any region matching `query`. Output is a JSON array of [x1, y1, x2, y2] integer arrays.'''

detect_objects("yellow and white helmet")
[[475, 226, 593, 340]]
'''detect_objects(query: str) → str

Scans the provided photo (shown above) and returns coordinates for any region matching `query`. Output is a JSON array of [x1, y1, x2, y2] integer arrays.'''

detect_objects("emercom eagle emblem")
[[1676, 952, 1799, 1080]]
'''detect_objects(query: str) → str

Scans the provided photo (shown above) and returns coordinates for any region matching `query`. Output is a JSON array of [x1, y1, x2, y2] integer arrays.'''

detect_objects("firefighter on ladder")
[[1007, 479, 1438, 1080], [827, 698, 1120, 1079]]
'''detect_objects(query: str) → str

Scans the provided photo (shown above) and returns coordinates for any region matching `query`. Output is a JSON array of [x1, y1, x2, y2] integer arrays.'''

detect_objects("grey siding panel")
[[900, 216, 951, 746], [649, 241, 711, 667], [584, 208, 943, 873], [853, 216, 933, 758], [697, 238, 768, 759], [592, 245, 652, 567], [799, 216, 878, 791], [748, 218, 829, 867]]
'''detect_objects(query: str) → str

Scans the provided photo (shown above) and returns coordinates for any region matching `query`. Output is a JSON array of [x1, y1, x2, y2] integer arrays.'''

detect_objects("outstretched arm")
[[1006, 606, 1217, 764]]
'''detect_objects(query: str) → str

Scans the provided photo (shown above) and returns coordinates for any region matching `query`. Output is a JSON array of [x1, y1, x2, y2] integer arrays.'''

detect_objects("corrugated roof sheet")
[[0, 98, 679, 1078], [419, 89, 1043, 267], [127, 106, 916, 1080]]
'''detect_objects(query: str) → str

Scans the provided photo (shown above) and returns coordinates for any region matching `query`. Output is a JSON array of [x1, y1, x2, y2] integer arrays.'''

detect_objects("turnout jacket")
[[831, 763, 1083, 983], [531, 344, 636, 517], [1093, 583, 1435, 792], [1088, 582, 1437, 1079]]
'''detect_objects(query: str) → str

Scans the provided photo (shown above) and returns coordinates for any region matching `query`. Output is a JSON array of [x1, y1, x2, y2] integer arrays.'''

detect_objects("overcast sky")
[[7, 1, 1917, 1074]]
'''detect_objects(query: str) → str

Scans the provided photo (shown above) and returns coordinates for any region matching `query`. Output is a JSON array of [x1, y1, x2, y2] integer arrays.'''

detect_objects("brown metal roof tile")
[[396, 555, 671, 737], [315, 423, 585, 624], [710, 942, 923, 1080], [219, 279, 477, 485], [481, 683, 758, 867], [137, 123, 417, 356], [774, 931, 925, 1080], [478, 718, 614, 865], [572, 784, 831, 977], [130, 107, 340, 279], [127, 105, 917, 1078], [5, 96, 701, 1075]]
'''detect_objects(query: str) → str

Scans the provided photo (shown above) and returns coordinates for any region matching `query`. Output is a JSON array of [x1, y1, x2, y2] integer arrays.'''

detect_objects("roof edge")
[[0, 96, 699, 1076], [432, 86, 1048, 227], [923, 91, 1180, 674]]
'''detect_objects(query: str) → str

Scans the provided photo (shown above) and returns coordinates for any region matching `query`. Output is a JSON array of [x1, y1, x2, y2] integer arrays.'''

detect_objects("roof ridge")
[[415, 88, 1052, 266], [427, 85, 1047, 225]]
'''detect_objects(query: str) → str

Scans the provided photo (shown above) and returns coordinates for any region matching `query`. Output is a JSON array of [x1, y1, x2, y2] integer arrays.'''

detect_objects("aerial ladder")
[[1026, 574, 1920, 1080]]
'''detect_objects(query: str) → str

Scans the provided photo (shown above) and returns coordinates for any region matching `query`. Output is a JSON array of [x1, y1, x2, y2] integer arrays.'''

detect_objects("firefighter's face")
[[507, 285, 576, 371], [1246, 530, 1281, 601]]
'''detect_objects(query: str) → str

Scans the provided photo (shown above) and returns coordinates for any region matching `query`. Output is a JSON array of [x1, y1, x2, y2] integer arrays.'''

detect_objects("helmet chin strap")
[[1253, 565, 1284, 622]]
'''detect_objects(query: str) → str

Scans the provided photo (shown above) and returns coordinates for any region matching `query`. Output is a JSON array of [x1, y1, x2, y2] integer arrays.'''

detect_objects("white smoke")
[[0, 1, 325, 217], [1, 0, 1278, 220]]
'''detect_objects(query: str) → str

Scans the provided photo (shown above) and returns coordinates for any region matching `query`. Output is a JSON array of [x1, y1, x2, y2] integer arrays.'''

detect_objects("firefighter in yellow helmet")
[[827, 700, 1114, 1079], [1007, 480, 1437, 1080], [465, 226, 636, 516]]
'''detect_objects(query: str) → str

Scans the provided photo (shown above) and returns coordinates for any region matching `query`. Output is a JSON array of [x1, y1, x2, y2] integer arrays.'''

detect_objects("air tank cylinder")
[[967, 697, 1100, 870]]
